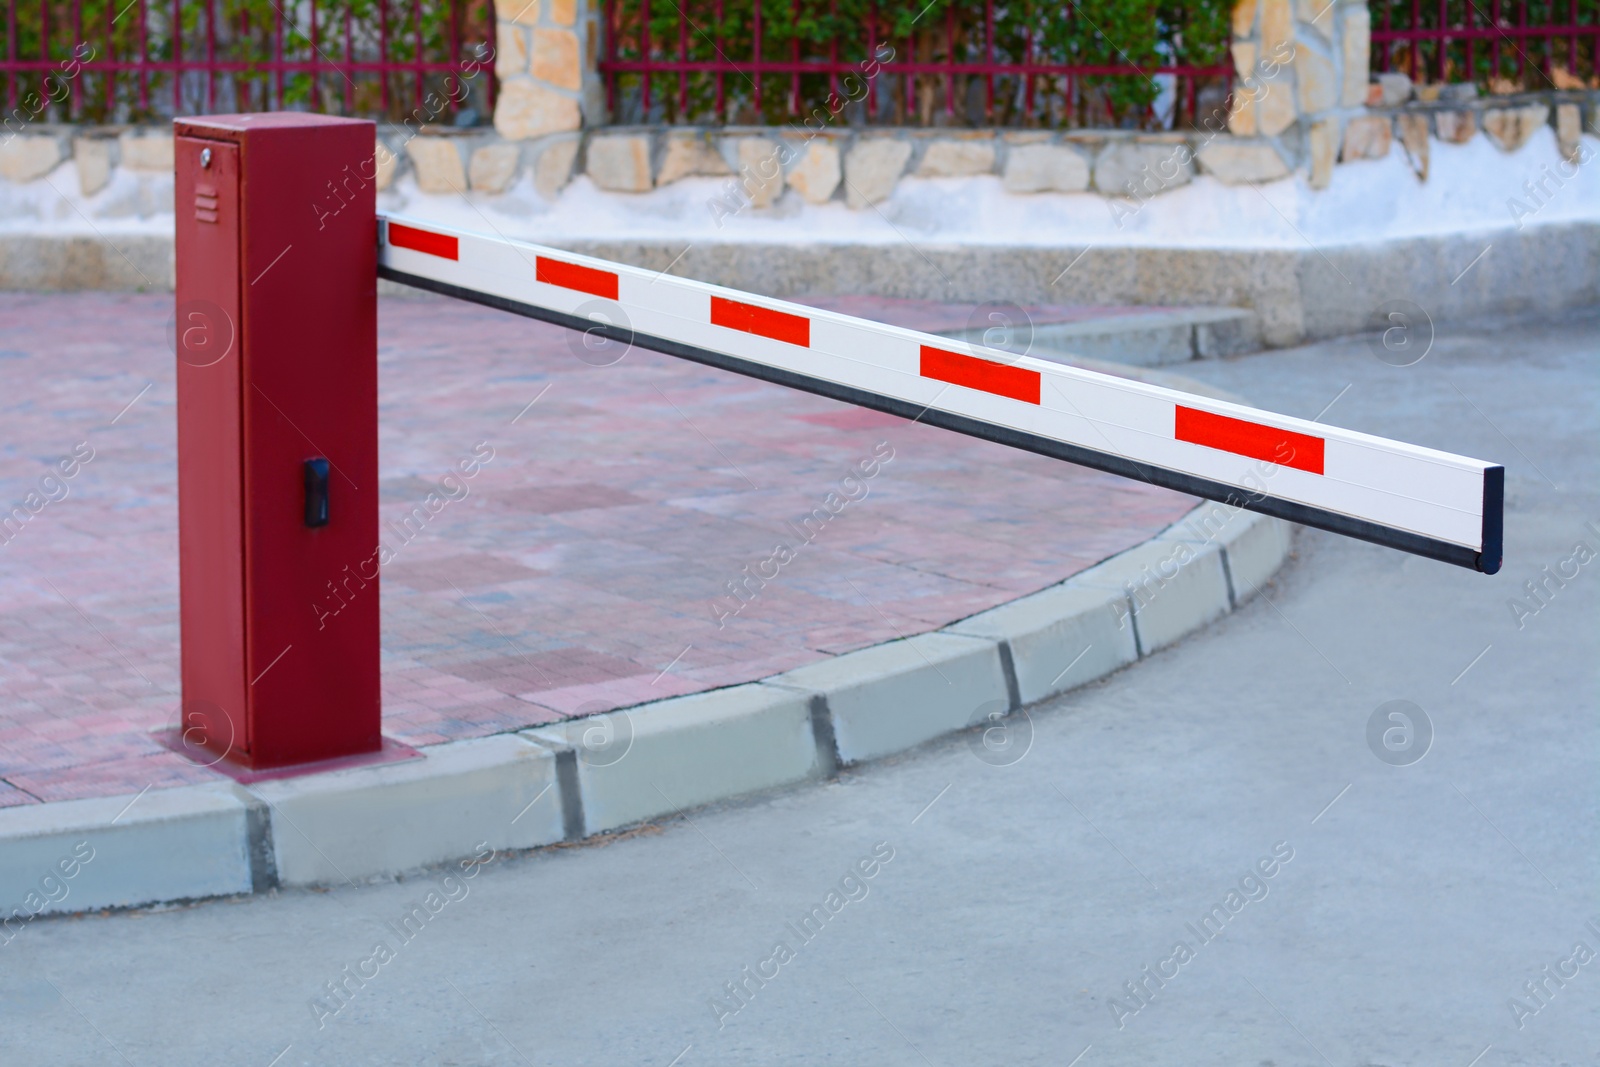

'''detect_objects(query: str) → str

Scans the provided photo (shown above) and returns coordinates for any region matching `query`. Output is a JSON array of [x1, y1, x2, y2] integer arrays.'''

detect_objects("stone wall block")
[[494, 78, 581, 140], [1255, 80, 1296, 137], [494, 0, 539, 27], [916, 139, 996, 177], [533, 28, 582, 91], [496, 23, 529, 77], [1196, 139, 1291, 184], [1307, 119, 1335, 188], [656, 131, 731, 184], [406, 137, 467, 193], [1435, 109, 1477, 144], [1396, 112, 1429, 179], [1482, 104, 1550, 152], [470, 143, 522, 193], [1295, 47, 1336, 113], [1340, 114, 1392, 161], [1094, 142, 1193, 197], [73, 137, 112, 196], [1555, 103, 1582, 162], [1002, 143, 1090, 194], [534, 136, 580, 198], [843, 138, 912, 208], [786, 140, 842, 203], [117, 132, 171, 172], [1339, 5, 1371, 107], [587, 133, 653, 192], [735, 137, 786, 208], [1231, 0, 1257, 39]]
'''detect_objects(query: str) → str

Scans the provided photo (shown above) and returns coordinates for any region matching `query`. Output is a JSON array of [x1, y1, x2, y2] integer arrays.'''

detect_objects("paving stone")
[[0, 293, 1196, 803]]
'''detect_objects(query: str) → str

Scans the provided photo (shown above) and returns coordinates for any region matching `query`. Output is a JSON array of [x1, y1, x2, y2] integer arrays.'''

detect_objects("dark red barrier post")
[[173, 113, 380, 770]]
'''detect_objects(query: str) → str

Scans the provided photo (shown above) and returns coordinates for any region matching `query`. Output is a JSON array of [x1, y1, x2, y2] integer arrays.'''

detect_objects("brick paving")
[[0, 292, 1194, 804]]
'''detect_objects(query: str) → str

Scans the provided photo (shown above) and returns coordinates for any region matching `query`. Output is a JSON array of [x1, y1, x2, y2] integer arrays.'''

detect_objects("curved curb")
[[0, 363, 1293, 917]]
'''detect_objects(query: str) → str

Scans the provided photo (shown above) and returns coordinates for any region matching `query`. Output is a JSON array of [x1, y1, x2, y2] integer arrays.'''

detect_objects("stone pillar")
[[492, 0, 604, 141], [1227, 0, 1371, 188]]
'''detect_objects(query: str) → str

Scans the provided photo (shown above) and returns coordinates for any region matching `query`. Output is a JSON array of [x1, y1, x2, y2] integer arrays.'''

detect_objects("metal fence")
[[1370, 0, 1598, 90], [598, 0, 1236, 130], [1, 0, 494, 124]]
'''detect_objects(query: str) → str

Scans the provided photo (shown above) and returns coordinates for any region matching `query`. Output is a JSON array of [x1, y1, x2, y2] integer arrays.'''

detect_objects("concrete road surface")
[[2, 309, 1595, 1067]]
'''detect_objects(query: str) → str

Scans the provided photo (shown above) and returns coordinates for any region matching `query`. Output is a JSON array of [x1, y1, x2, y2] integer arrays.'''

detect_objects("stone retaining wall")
[[1, 87, 1593, 215]]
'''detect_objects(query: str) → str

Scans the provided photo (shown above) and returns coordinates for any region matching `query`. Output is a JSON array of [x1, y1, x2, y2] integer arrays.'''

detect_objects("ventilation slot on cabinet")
[[194, 183, 219, 224]]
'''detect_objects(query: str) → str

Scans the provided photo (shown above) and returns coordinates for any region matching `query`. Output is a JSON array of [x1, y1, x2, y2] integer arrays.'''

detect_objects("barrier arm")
[[376, 214, 1504, 576]]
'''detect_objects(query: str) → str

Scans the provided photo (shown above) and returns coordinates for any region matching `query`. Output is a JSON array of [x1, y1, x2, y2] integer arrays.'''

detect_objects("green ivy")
[[1368, 0, 1596, 90], [0, 0, 488, 124], [613, 0, 1232, 127]]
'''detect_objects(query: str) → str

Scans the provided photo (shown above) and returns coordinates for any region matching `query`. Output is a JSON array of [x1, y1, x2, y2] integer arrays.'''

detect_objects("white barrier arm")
[[376, 214, 1504, 575]]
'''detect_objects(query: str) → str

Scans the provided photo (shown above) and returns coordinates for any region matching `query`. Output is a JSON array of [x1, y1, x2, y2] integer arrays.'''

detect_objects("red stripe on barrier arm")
[[387, 222, 458, 261], [919, 346, 1042, 405], [710, 297, 811, 347], [1174, 406, 1326, 475], [536, 256, 620, 300]]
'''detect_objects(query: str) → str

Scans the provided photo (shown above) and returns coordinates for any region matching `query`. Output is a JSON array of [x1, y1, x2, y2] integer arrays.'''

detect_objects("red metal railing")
[[599, 0, 1234, 129], [1371, 0, 1597, 89], [1, 0, 494, 122]]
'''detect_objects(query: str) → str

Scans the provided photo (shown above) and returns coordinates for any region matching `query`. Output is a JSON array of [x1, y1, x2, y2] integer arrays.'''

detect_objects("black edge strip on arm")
[[380, 266, 1493, 574], [1477, 465, 1504, 575]]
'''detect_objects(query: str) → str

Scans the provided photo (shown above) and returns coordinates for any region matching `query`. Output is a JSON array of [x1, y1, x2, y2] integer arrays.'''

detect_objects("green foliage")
[[613, 0, 1233, 127], [1, 0, 487, 123], [1368, 0, 1596, 90]]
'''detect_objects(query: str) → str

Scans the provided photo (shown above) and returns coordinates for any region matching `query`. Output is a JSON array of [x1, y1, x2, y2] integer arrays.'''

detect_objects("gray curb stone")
[[945, 582, 1138, 706], [523, 684, 824, 837], [0, 783, 252, 917], [1073, 537, 1233, 656], [249, 735, 563, 887], [0, 368, 1294, 903], [768, 632, 1011, 766]]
